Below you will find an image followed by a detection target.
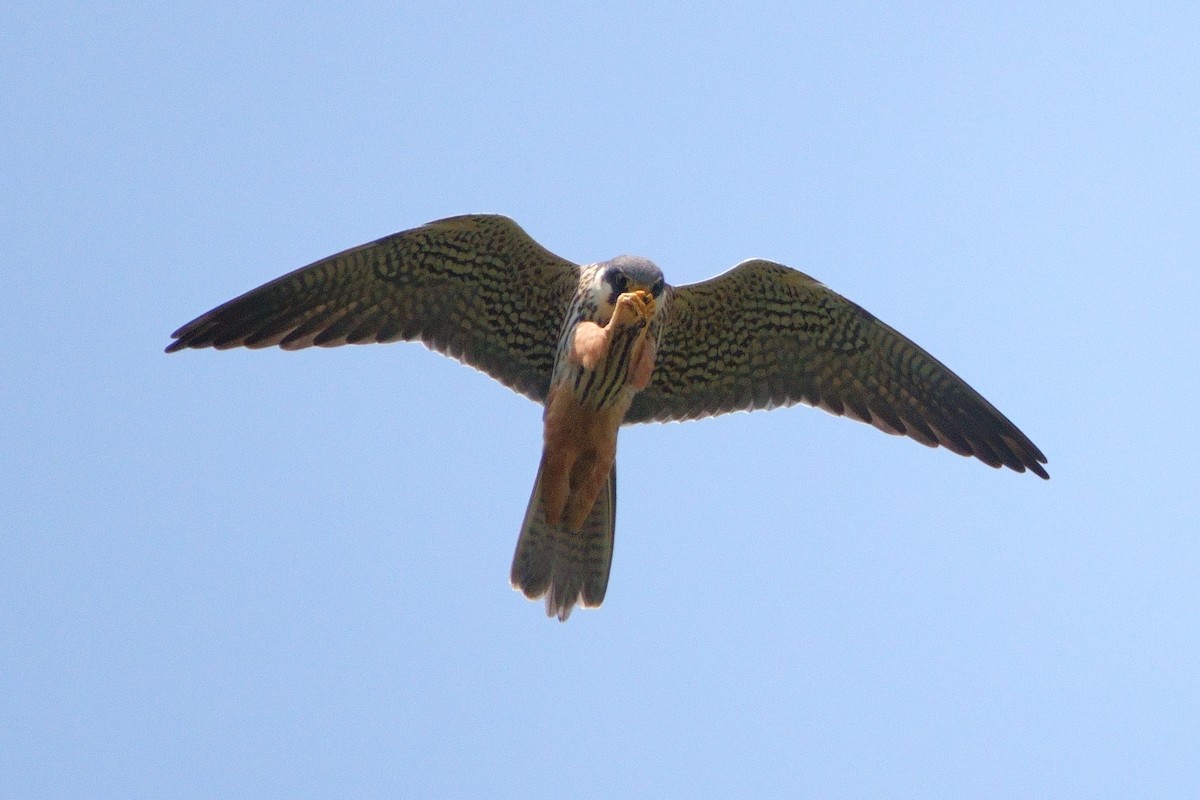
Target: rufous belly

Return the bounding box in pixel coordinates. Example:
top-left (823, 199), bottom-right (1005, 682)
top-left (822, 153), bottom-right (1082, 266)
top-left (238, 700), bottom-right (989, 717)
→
top-left (538, 384), bottom-right (624, 531)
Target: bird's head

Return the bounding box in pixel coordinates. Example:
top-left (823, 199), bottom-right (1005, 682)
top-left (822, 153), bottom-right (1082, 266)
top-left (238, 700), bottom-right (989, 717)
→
top-left (586, 255), bottom-right (666, 323)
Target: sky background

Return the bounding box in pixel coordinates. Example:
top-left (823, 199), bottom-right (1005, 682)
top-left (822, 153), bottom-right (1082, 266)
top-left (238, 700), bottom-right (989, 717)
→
top-left (3, 3), bottom-right (1198, 797)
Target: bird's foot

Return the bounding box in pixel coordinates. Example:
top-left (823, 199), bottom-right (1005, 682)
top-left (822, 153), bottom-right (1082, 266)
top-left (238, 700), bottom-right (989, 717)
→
top-left (612, 290), bottom-right (655, 328)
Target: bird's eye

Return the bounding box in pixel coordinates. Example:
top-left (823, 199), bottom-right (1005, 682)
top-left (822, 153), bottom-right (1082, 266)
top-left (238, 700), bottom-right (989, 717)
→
top-left (610, 272), bottom-right (628, 293)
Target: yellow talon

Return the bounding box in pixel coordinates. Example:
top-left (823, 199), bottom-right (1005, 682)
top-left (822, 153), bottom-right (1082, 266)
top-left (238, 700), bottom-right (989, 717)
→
top-left (610, 289), bottom-right (656, 329)
top-left (632, 289), bottom-right (655, 317)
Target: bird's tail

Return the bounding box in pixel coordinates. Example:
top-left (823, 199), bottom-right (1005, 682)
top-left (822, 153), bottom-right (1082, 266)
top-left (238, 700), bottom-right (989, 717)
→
top-left (510, 463), bottom-right (616, 621)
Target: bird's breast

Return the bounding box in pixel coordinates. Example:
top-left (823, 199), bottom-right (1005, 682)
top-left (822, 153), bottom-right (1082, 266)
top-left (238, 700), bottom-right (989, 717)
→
top-left (554, 318), bottom-right (654, 414)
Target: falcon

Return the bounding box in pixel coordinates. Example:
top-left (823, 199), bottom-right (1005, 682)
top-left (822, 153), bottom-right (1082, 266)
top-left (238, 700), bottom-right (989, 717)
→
top-left (167, 214), bottom-right (1048, 620)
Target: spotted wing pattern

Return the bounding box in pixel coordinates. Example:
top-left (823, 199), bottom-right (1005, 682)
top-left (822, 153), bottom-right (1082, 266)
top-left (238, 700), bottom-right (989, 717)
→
top-left (166, 214), bottom-right (581, 403)
top-left (626, 259), bottom-right (1048, 478)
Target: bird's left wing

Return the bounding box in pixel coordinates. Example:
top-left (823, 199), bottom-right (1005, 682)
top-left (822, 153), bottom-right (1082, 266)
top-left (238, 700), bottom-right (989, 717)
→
top-left (625, 259), bottom-right (1048, 478)
top-left (166, 214), bottom-right (580, 403)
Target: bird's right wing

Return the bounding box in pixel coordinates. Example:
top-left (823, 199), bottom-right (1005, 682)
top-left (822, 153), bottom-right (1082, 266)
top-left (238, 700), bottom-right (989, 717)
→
top-left (626, 259), bottom-right (1048, 478)
top-left (166, 214), bottom-right (581, 403)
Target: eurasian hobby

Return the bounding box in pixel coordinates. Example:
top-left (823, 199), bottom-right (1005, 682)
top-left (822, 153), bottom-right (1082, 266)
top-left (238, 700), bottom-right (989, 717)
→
top-left (167, 214), bottom-right (1048, 620)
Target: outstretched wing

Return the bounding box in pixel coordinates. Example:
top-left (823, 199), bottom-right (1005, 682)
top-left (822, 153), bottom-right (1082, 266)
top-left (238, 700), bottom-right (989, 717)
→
top-left (166, 214), bottom-right (580, 402)
top-left (626, 259), bottom-right (1048, 478)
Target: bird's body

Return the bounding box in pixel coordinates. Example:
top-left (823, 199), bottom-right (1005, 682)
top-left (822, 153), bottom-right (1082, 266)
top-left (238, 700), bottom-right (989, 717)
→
top-left (167, 214), bottom-right (1048, 620)
top-left (512, 259), bottom-right (665, 617)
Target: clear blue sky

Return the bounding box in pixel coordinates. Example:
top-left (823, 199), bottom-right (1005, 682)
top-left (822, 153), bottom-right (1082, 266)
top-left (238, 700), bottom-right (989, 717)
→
top-left (4, 3), bottom-right (1198, 797)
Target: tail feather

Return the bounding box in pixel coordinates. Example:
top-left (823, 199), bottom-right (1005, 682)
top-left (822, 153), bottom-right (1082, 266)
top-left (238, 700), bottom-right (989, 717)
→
top-left (510, 465), bottom-right (616, 621)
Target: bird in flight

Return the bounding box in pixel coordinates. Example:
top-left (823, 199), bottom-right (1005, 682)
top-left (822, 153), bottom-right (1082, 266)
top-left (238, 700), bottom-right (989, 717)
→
top-left (167, 214), bottom-right (1048, 620)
